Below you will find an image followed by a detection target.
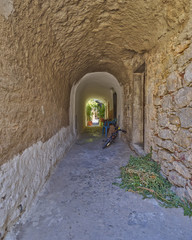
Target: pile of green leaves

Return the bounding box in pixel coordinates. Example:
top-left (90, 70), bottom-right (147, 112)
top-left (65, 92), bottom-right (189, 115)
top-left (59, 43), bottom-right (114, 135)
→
top-left (116, 153), bottom-right (192, 217)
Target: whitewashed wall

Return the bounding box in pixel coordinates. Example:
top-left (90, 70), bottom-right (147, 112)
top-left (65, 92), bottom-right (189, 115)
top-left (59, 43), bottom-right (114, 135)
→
top-left (0, 127), bottom-right (76, 238)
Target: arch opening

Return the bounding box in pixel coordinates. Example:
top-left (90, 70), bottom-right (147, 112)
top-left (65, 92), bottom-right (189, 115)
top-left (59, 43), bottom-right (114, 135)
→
top-left (85, 98), bottom-right (107, 127)
top-left (70, 72), bottom-right (124, 135)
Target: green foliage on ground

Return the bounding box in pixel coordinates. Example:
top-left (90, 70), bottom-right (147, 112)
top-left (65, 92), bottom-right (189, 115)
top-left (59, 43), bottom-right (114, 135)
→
top-left (115, 153), bottom-right (192, 217)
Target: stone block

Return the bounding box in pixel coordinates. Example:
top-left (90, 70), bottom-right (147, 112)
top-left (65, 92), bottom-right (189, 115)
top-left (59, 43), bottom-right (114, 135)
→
top-left (174, 129), bottom-right (192, 148)
top-left (161, 160), bottom-right (174, 171)
top-left (161, 166), bottom-right (170, 177)
top-left (158, 84), bottom-right (167, 97)
top-left (158, 128), bottom-right (173, 140)
top-left (174, 144), bottom-right (187, 153)
top-left (151, 142), bottom-right (160, 152)
top-left (153, 136), bottom-right (163, 146)
top-left (173, 161), bottom-right (191, 179)
top-left (167, 162), bottom-right (174, 171)
top-left (161, 160), bottom-right (169, 168)
top-left (162, 95), bottom-right (173, 111)
top-left (157, 112), bottom-right (169, 127)
top-left (186, 187), bottom-right (192, 201)
top-left (178, 108), bottom-right (192, 128)
top-left (166, 72), bottom-right (182, 93)
top-left (185, 152), bottom-right (192, 163)
top-left (0, 0), bottom-right (13, 19)
top-left (178, 44), bottom-right (192, 70)
top-left (158, 149), bottom-right (174, 162)
top-left (174, 87), bottom-right (192, 108)
top-left (187, 178), bottom-right (192, 190)
top-left (184, 62), bottom-right (192, 85)
top-left (155, 137), bottom-right (175, 152)
top-left (168, 171), bottom-right (187, 187)
top-left (174, 40), bottom-right (191, 54)
top-left (152, 151), bottom-right (159, 162)
top-left (175, 187), bottom-right (186, 199)
top-left (161, 140), bottom-right (175, 152)
top-left (183, 152), bottom-right (192, 168)
top-left (167, 124), bottom-right (178, 131)
top-left (168, 115), bottom-right (180, 125)
top-left (154, 97), bottom-right (162, 106)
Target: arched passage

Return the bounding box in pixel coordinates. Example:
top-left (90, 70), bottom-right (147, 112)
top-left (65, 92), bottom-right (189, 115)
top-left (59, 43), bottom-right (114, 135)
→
top-left (1, 1), bottom-right (192, 237)
top-left (70, 72), bottom-right (124, 134)
top-left (85, 98), bottom-right (107, 126)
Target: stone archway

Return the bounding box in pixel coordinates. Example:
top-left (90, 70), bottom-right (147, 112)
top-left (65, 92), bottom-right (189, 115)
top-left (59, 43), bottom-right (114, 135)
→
top-left (84, 97), bottom-right (107, 126)
top-left (70, 72), bottom-right (124, 135)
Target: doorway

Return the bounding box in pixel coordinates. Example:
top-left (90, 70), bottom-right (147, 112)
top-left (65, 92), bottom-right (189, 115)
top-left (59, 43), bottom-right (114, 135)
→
top-left (132, 64), bottom-right (145, 150)
top-left (113, 92), bottom-right (117, 119)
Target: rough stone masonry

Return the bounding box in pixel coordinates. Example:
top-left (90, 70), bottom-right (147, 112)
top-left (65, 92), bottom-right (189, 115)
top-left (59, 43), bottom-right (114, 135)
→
top-left (0, 0), bottom-right (192, 238)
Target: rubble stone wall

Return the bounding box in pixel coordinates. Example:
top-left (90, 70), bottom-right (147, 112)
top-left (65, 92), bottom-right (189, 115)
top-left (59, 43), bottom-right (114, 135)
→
top-left (145, 12), bottom-right (192, 201)
top-left (121, 1), bottom-right (192, 200)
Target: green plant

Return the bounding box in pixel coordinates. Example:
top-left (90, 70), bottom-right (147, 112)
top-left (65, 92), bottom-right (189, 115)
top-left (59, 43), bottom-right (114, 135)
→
top-left (98, 104), bottom-right (105, 118)
top-left (86, 104), bottom-right (92, 121)
top-left (114, 153), bottom-right (192, 217)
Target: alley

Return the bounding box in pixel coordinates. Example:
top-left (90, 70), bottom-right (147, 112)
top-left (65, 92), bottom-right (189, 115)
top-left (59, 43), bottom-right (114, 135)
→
top-left (8, 128), bottom-right (192, 240)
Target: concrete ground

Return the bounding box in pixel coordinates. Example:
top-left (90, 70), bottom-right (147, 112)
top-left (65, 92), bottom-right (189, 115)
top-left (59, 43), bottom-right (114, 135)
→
top-left (8, 127), bottom-right (192, 240)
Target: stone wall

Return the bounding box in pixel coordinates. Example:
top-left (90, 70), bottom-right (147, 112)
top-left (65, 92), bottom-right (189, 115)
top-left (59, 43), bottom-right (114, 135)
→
top-left (0, 127), bottom-right (75, 238)
top-left (121, 1), bottom-right (192, 200)
top-left (144, 10), bottom-right (192, 200)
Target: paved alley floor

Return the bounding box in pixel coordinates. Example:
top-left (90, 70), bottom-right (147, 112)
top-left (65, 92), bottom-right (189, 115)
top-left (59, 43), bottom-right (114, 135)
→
top-left (9, 127), bottom-right (192, 240)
